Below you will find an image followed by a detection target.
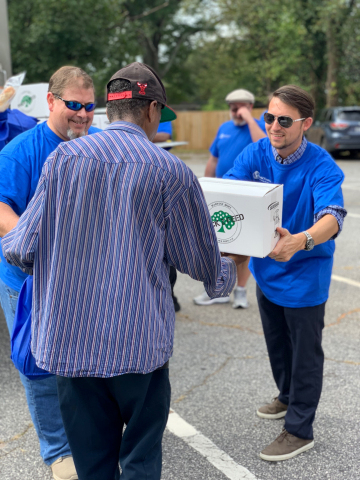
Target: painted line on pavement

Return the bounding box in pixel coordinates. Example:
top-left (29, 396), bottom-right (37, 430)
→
top-left (347, 212), bottom-right (360, 218)
top-left (331, 275), bottom-right (360, 288)
top-left (342, 185), bottom-right (360, 191)
top-left (167, 410), bottom-right (258, 480)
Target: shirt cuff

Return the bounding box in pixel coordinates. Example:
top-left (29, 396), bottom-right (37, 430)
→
top-left (205, 256), bottom-right (237, 299)
top-left (314, 205), bottom-right (347, 239)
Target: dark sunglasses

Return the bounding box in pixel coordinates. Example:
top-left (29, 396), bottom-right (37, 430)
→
top-left (264, 112), bottom-right (305, 128)
top-left (52, 93), bottom-right (96, 112)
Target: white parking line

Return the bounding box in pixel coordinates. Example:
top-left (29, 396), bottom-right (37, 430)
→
top-left (167, 410), bottom-right (258, 480)
top-left (331, 275), bottom-right (360, 288)
top-left (347, 212), bottom-right (360, 218)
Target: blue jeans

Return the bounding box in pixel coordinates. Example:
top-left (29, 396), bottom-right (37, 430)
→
top-left (0, 277), bottom-right (71, 465)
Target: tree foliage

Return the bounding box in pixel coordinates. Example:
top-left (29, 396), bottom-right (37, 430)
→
top-left (8, 0), bottom-right (213, 102)
top-left (187, 0), bottom-right (360, 109)
top-left (7, 0), bottom-right (360, 108)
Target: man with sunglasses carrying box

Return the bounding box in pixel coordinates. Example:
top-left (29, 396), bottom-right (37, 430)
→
top-left (224, 85), bottom-right (346, 461)
top-left (0, 66), bottom-right (100, 480)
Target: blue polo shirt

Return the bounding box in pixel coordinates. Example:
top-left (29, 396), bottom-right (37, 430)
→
top-left (157, 121), bottom-right (172, 136)
top-left (0, 109), bottom-right (38, 151)
top-left (0, 121), bottom-right (101, 291)
top-left (210, 119), bottom-right (266, 178)
top-left (224, 138), bottom-right (345, 308)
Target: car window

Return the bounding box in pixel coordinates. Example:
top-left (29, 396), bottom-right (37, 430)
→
top-left (318, 109), bottom-right (327, 122)
top-left (325, 110), bottom-right (334, 121)
top-left (337, 110), bottom-right (360, 121)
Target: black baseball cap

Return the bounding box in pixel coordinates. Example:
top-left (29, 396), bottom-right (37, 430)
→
top-left (107, 62), bottom-right (177, 123)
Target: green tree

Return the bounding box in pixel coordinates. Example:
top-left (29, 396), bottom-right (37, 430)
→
top-left (188, 0), bottom-right (360, 109)
top-left (8, 0), bottom-right (214, 103)
top-left (211, 210), bottom-right (235, 233)
top-left (8, 0), bottom-right (122, 92)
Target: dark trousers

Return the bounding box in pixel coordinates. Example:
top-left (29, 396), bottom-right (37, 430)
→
top-left (169, 266), bottom-right (177, 293)
top-left (256, 285), bottom-right (325, 440)
top-left (57, 368), bottom-right (171, 480)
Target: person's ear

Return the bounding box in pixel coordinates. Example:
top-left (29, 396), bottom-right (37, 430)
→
top-left (47, 92), bottom-right (55, 112)
top-left (148, 100), bottom-right (159, 123)
top-left (303, 117), bottom-right (313, 132)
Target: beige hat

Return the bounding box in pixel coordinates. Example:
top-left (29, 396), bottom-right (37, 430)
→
top-left (225, 89), bottom-right (255, 104)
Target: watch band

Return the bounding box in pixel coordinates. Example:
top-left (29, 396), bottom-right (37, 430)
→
top-left (303, 231), bottom-right (314, 251)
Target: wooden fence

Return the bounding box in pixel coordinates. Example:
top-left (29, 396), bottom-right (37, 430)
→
top-left (172, 108), bottom-right (264, 150)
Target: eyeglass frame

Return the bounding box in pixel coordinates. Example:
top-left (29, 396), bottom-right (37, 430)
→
top-left (52, 93), bottom-right (96, 112)
top-left (263, 112), bottom-right (306, 128)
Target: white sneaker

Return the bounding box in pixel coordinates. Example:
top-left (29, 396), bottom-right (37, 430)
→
top-left (232, 287), bottom-right (249, 309)
top-left (193, 290), bottom-right (230, 306)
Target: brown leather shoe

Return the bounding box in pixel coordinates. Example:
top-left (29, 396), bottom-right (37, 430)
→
top-left (257, 397), bottom-right (288, 419)
top-left (260, 429), bottom-right (314, 461)
top-left (51, 456), bottom-right (78, 480)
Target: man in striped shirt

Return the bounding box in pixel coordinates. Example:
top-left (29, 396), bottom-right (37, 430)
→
top-left (2, 62), bottom-right (244, 480)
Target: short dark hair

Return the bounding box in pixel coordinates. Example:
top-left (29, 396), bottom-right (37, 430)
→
top-left (106, 79), bottom-right (161, 123)
top-left (269, 85), bottom-right (315, 119)
top-left (48, 66), bottom-right (94, 96)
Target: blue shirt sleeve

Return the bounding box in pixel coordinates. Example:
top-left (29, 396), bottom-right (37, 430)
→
top-left (2, 166), bottom-right (48, 275)
top-left (209, 127), bottom-right (221, 157)
top-left (0, 142), bottom-right (32, 215)
top-left (0, 111), bottom-right (10, 149)
top-left (0, 109), bottom-right (38, 151)
top-left (157, 122), bottom-right (172, 136)
top-left (312, 165), bottom-right (345, 214)
top-left (314, 205), bottom-right (347, 239)
top-left (223, 147), bottom-right (254, 181)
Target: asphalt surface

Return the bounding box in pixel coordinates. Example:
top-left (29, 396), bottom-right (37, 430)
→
top-left (1, 152), bottom-right (360, 480)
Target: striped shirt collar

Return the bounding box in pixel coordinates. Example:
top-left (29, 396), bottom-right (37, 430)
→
top-left (105, 120), bottom-right (147, 138)
top-left (272, 136), bottom-right (308, 165)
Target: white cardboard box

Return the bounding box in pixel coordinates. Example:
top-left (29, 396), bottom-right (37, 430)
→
top-left (10, 83), bottom-right (50, 118)
top-left (199, 178), bottom-right (283, 258)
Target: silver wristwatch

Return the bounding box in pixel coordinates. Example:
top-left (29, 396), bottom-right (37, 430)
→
top-left (303, 231), bottom-right (315, 251)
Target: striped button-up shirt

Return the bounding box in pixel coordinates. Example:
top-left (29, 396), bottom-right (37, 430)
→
top-left (2, 122), bottom-right (236, 378)
top-left (272, 136), bottom-right (347, 238)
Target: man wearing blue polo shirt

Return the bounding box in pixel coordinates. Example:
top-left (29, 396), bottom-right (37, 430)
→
top-left (153, 120), bottom-right (172, 143)
top-left (224, 84), bottom-right (346, 461)
top-left (194, 89), bottom-right (266, 308)
top-left (0, 66), bottom-right (100, 480)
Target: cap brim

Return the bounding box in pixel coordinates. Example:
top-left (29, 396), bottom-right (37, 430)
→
top-left (161, 105), bottom-right (177, 123)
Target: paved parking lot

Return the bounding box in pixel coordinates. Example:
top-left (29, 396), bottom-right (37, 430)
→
top-left (1, 153), bottom-right (359, 479)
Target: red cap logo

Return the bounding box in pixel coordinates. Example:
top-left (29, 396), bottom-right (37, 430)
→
top-left (137, 82), bottom-right (148, 95)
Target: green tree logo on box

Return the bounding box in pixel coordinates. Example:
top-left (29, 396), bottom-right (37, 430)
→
top-left (208, 201), bottom-right (243, 245)
top-left (211, 211), bottom-right (235, 233)
top-left (18, 92), bottom-right (36, 112)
